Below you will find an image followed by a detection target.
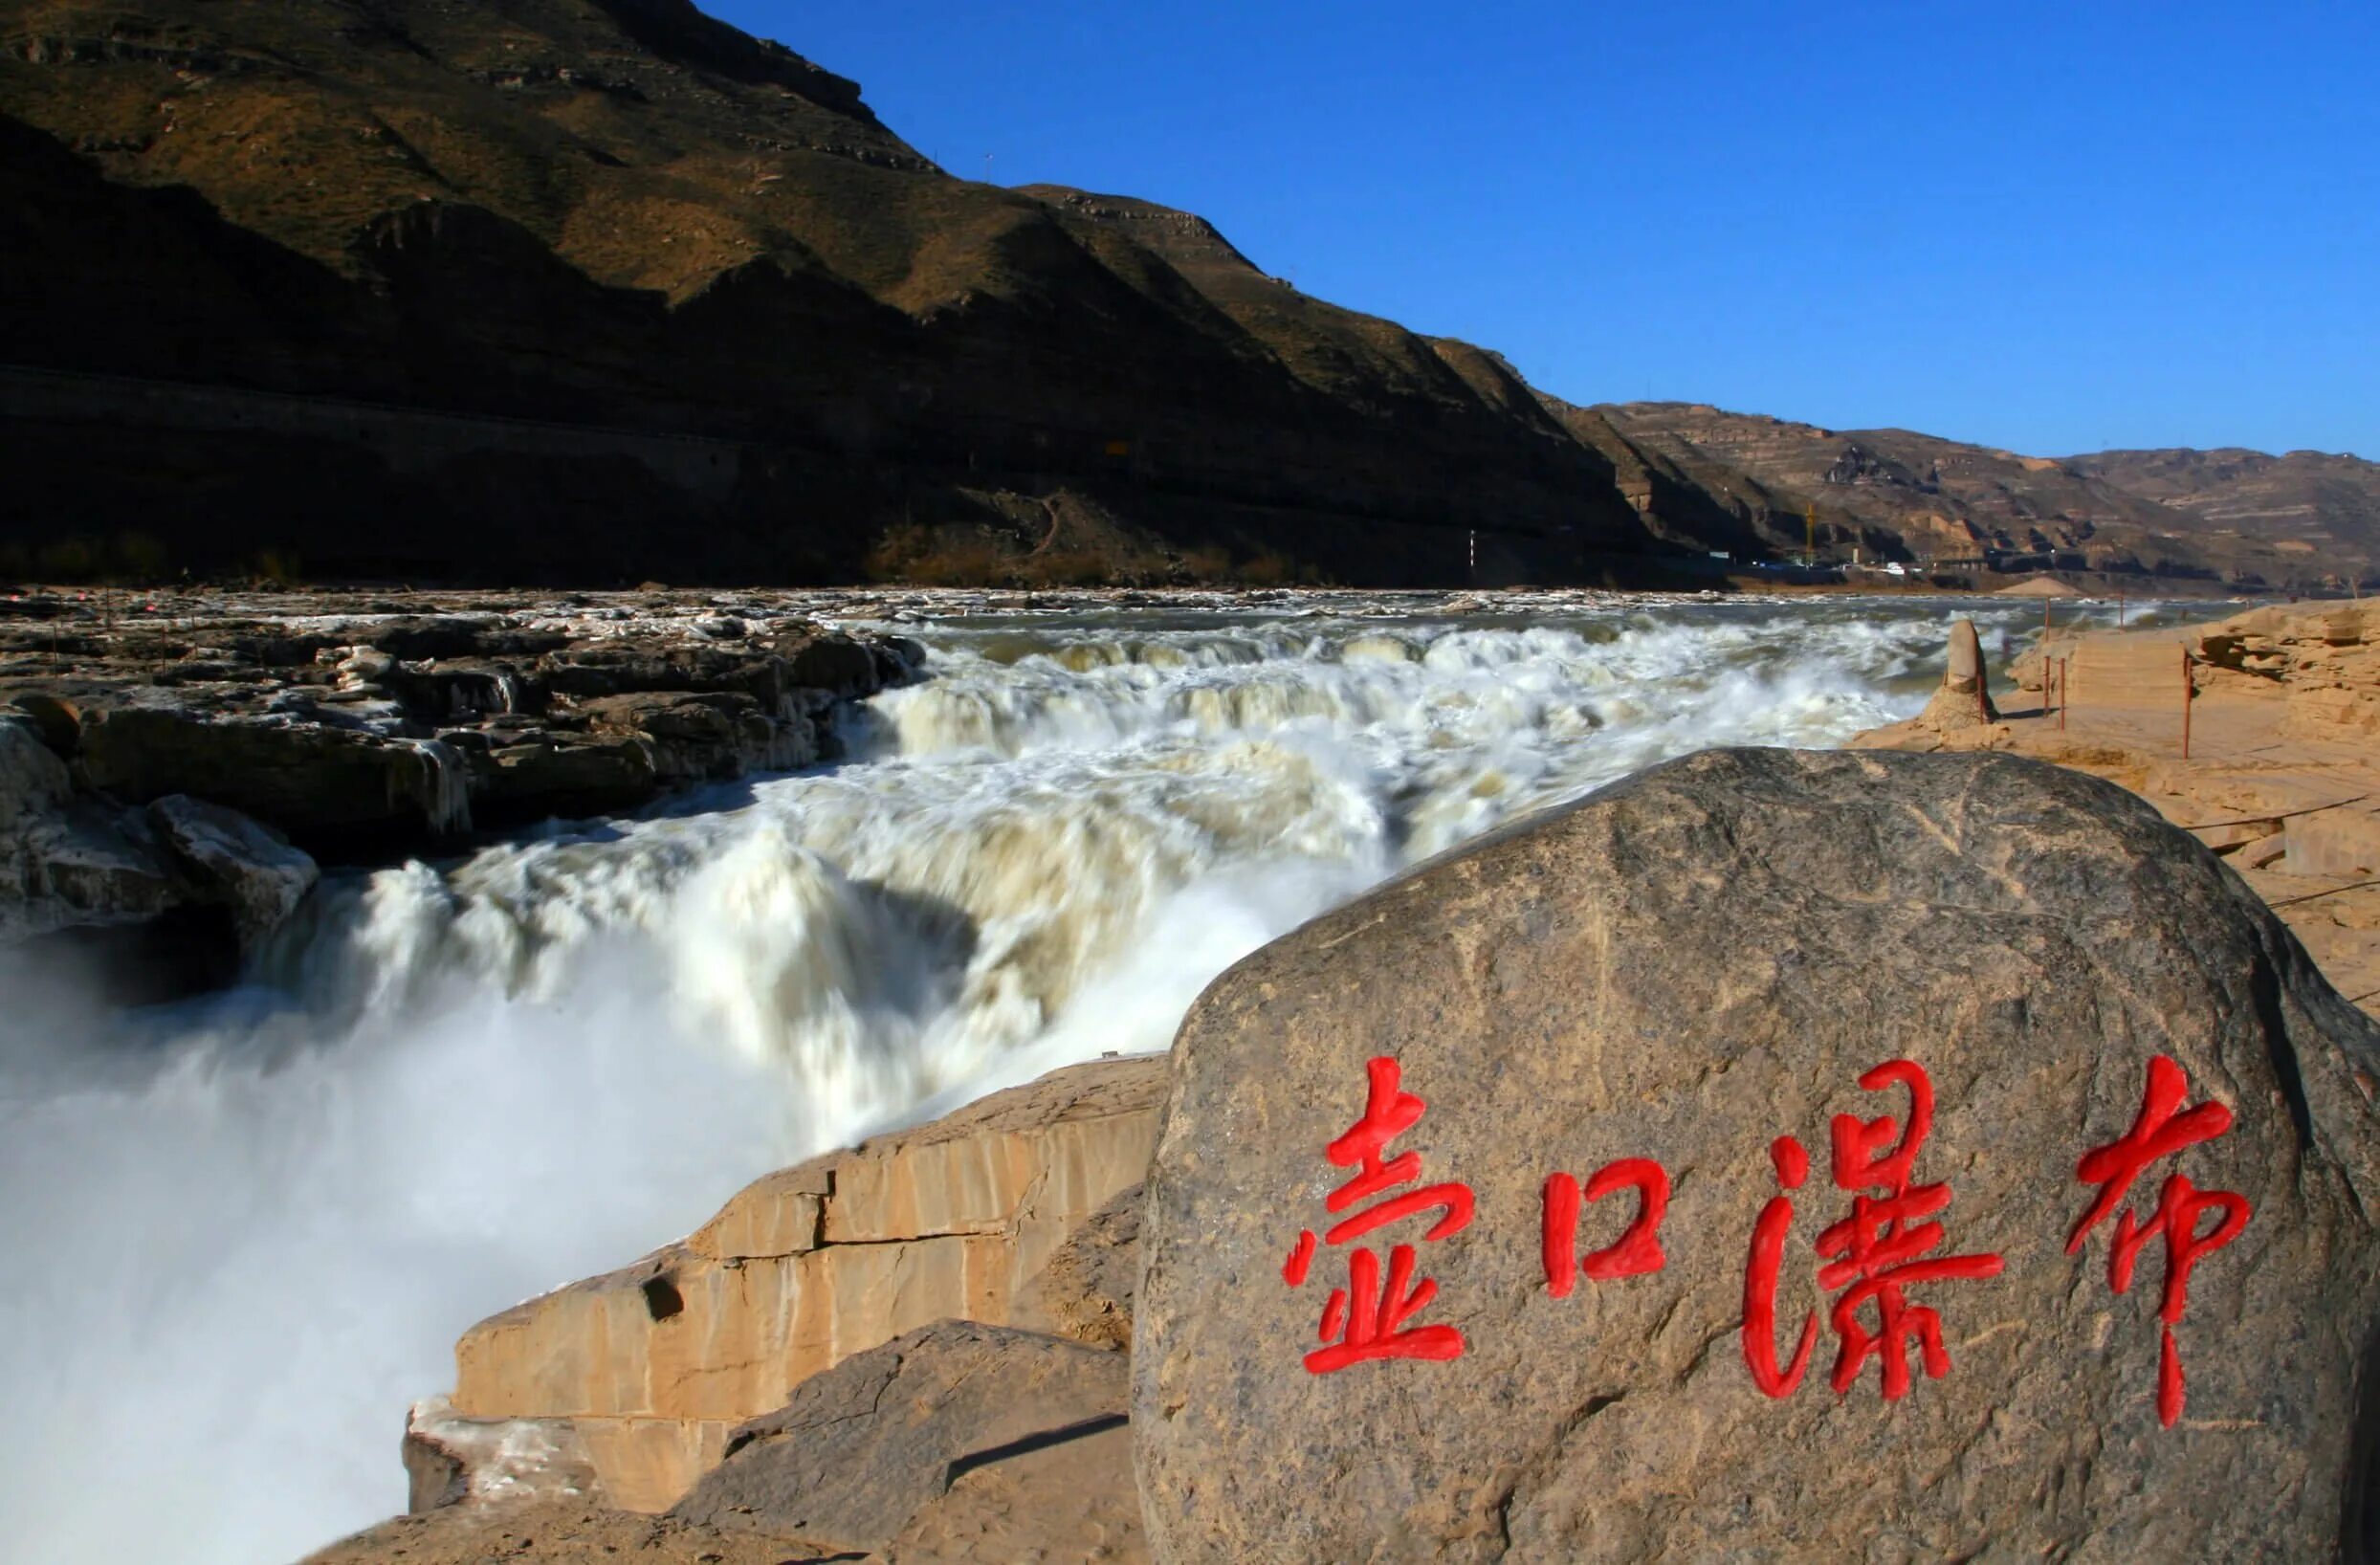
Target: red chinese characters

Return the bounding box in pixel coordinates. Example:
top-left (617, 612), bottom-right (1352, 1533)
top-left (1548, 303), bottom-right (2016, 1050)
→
top-left (1283, 1055), bottom-right (1475, 1374)
top-left (2066, 1054), bottom-right (2252, 1427)
top-left (1542, 1157), bottom-right (1671, 1296)
top-left (1742, 1059), bottom-right (2005, 1400)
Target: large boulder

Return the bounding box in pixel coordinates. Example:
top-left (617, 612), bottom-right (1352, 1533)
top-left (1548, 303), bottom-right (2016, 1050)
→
top-left (322, 1326), bottom-right (1144, 1565)
top-left (76, 706), bottom-right (469, 849)
top-left (1135, 746), bottom-right (2380, 1563)
top-left (672, 1321), bottom-right (1139, 1558)
top-left (146, 793), bottom-right (318, 949)
top-left (1032, 1182), bottom-right (1143, 1351)
top-left (1, 714), bottom-right (181, 941)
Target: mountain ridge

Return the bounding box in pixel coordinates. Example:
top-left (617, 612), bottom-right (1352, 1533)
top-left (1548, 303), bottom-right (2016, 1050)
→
top-left (1575, 400), bottom-right (2378, 589)
top-left (0, 0), bottom-right (2369, 591)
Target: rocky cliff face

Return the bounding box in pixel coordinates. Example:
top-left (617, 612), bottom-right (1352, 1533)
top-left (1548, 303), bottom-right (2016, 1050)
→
top-left (0, 587), bottom-right (921, 986)
top-left (419, 1053), bottom-right (1164, 1512)
top-left (0, 0), bottom-right (1646, 587)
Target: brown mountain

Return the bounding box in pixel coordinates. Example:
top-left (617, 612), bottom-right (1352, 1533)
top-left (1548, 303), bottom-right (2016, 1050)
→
top-left (1, 1), bottom-right (2367, 592)
top-left (0, 0), bottom-right (1651, 586)
top-left (1575, 402), bottom-right (2376, 590)
top-left (2064, 449), bottom-right (2380, 582)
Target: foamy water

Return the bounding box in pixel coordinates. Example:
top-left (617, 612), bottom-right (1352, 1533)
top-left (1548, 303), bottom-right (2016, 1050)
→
top-left (0, 593), bottom-right (2146, 1560)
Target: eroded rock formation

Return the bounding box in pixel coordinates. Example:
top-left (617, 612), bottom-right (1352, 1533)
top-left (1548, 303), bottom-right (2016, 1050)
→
top-left (424, 1053), bottom-right (1164, 1511)
top-left (0, 589), bottom-right (920, 975)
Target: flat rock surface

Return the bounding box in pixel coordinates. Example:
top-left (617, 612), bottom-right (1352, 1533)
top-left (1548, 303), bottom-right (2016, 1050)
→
top-left (299, 1500), bottom-right (829, 1565)
top-left (674, 1321), bottom-right (1136, 1557)
top-left (0, 587), bottom-right (921, 847)
top-left (1135, 746), bottom-right (2380, 1564)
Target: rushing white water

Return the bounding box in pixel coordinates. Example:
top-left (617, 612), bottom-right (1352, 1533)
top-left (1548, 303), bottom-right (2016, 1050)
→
top-left (0, 594), bottom-right (2153, 1561)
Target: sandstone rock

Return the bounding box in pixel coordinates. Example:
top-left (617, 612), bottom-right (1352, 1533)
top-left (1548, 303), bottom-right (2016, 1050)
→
top-left (1915, 615), bottom-right (1998, 728)
top-left (401, 1395), bottom-right (607, 1513)
top-left (146, 793), bottom-right (319, 948)
top-left (301, 1500), bottom-right (790, 1565)
top-left (675, 1321), bottom-right (1135, 1556)
top-left (324, 1330), bottom-right (1143, 1565)
top-left (442, 1055), bottom-right (1163, 1511)
top-left (1032, 1182), bottom-right (1142, 1351)
top-left (871, 1418), bottom-right (1141, 1564)
top-left (1135, 746), bottom-right (2380, 1564)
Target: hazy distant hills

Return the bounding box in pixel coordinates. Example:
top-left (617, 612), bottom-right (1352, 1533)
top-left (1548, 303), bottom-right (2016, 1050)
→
top-left (1574, 403), bottom-right (2376, 589)
top-left (0, 0), bottom-right (2369, 589)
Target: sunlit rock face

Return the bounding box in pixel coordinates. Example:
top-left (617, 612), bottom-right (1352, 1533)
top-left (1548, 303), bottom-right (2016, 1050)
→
top-left (435, 1056), bottom-right (1164, 1512)
top-left (1135, 746), bottom-right (2380, 1564)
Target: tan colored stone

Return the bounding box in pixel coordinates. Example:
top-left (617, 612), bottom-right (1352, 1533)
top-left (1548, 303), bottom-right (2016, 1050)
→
top-left (572, 1418), bottom-right (731, 1516)
top-left (683, 1161), bottom-right (827, 1260)
top-left (442, 1055), bottom-right (1163, 1511)
top-left (1858, 603), bottom-right (2380, 1024)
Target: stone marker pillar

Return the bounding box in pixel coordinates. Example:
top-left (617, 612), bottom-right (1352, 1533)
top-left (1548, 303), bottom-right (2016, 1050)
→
top-left (1916, 616), bottom-right (1997, 728)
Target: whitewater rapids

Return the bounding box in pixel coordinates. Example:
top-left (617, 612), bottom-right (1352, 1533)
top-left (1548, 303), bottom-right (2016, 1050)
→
top-left (0, 594), bottom-right (2141, 1561)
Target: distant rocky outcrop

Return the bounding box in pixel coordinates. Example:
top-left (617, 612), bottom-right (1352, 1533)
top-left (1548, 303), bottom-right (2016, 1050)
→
top-left (1858, 604), bottom-right (2380, 1018)
top-left (1135, 746), bottom-right (2380, 1562)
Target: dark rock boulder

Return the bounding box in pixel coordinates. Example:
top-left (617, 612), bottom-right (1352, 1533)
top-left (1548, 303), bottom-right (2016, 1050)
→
top-left (1135, 747), bottom-right (2380, 1563)
top-left (1, 714), bottom-right (181, 938)
top-left (673, 1321), bottom-right (1140, 1559)
top-left (477, 734), bottom-right (659, 819)
top-left (77, 706), bottom-right (468, 850)
top-left (575, 690), bottom-right (805, 781)
top-left (146, 793), bottom-right (318, 949)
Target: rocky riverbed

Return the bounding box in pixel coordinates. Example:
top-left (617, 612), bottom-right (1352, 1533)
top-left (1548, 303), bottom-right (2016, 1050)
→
top-left (20, 585), bottom-right (2343, 1562)
top-left (2, 585), bottom-right (926, 989)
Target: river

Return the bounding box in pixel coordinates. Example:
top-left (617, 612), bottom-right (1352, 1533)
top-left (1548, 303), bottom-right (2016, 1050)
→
top-left (0, 590), bottom-right (2172, 1560)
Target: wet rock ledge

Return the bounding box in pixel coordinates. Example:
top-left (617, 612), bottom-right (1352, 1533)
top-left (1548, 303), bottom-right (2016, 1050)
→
top-left (0, 587), bottom-right (920, 983)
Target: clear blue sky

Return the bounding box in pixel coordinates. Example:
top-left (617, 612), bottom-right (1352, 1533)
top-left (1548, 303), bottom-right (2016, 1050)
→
top-left (710, 1), bottom-right (2377, 458)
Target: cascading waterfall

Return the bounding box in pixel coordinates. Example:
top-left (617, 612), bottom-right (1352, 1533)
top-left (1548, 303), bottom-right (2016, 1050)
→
top-left (0, 594), bottom-right (2147, 1563)
top-left (394, 736), bottom-right (474, 836)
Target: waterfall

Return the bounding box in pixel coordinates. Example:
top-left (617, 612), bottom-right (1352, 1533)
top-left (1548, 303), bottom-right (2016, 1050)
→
top-left (395, 737), bottom-right (474, 836)
top-left (0, 593), bottom-right (2086, 1564)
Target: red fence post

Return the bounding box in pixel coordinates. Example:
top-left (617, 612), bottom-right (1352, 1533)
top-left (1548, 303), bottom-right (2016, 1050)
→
top-left (2181, 648), bottom-right (2193, 760)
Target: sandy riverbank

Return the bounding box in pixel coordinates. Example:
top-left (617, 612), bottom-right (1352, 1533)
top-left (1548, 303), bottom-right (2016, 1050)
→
top-left (1854, 601), bottom-right (2380, 1017)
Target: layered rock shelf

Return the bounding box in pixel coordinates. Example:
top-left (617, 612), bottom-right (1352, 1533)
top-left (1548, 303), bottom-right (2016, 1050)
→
top-left (413, 1055), bottom-right (1164, 1514)
top-left (0, 586), bottom-right (921, 981)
